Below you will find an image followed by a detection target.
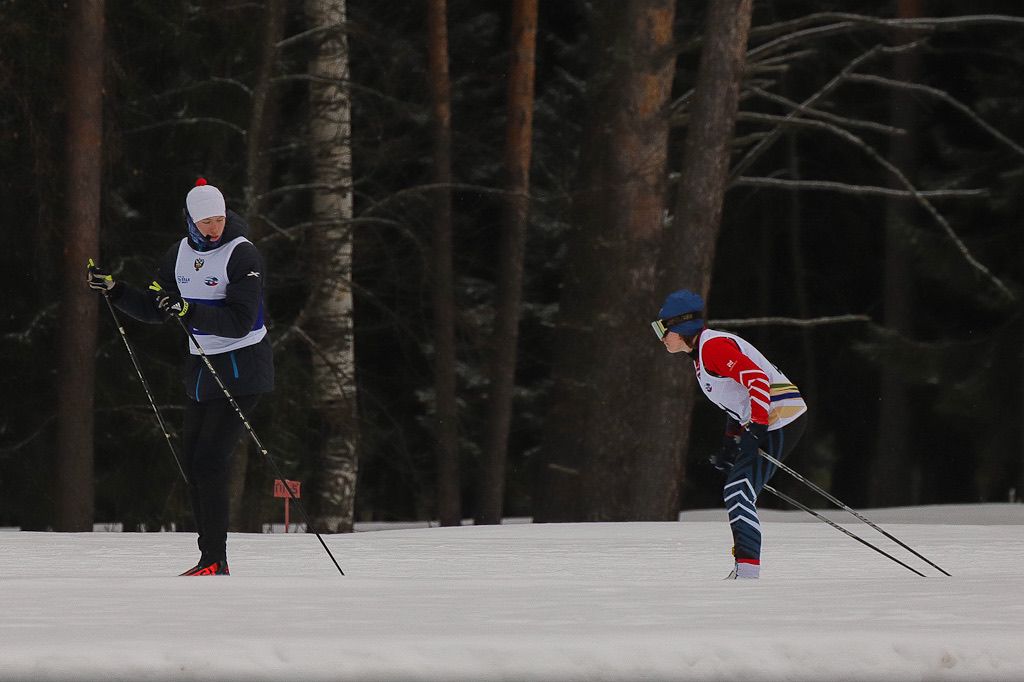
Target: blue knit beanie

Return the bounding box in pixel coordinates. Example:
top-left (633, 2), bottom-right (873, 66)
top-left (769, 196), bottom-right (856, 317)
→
top-left (658, 289), bottom-right (705, 336)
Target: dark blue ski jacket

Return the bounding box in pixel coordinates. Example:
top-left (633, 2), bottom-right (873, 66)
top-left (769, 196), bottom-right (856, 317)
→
top-left (109, 210), bottom-right (274, 402)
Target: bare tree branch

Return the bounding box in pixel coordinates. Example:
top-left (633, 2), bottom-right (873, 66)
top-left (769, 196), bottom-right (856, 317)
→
top-left (290, 326), bottom-right (354, 401)
top-left (730, 131), bottom-right (771, 147)
top-left (845, 73), bottom-right (1024, 158)
top-left (744, 86), bottom-right (907, 136)
top-left (124, 117), bottom-right (247, 137)
top-left (737, 98), bottom-right (1013, 299)
top-left (247, 214), bottom-right (296, 243)
top-left (0, 414), bottom-right (54, 455)
top-left (749, 49), bottom-right (818, 68)
top-left (680, 13), bottom-right (1024, 99)
top-left (750, 12), bottom-right (1024, 41)
top-left (96, 405), bottom-right (184, 415)
top-left (254, 216), bottom-right (413, 250)
top-left (748, 21), bottom-right (865, 60)
top-left (358, 182), bottom-right (518, 218)
top-left (254, 182), bottom-right (350, 202)
top-left (728, 44), bottom-right (899, 181)
top-left (130, 77), bottom-right (253, 102)
top-left (270, 73), bottom-right (350, 87)
top-left (711, 314), bottom-right (873, 328)
top-left (2, 305), bottom-right (57, 343)
top-left (257, 218), bottom-right (348, 243)
top-left (736, 109), bottom-right (902, 136)
top-left (733, 176), bottom-right (989, 199)
top-left (748, 13), bottom-right (1024, 59)
top-left (276, 22), bottom-right (348, 50)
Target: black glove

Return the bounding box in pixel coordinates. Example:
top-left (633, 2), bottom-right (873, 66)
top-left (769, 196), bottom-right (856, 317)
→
top-left (739, 422), bottom-right (768, 459)
top-left (709, 434), bottom-right (742, 471)
top-left (148, 281), bottom-right (191, 321)
top-left (86, 259), bottom-right (118, 294)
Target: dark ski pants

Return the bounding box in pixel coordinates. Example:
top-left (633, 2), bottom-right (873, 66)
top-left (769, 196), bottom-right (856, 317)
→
top-left (181, 394), bottom-right (258, 564)
top-left (723, 415), bottom-right (807, 563)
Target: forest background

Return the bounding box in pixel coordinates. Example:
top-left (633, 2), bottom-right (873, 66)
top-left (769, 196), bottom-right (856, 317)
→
top-left (3, 0), bottom-right (1024, 533)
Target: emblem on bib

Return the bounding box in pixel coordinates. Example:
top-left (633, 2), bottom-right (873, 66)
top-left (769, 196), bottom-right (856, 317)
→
top-left (194, 258), bottom-right (205, 271)
top-left (204, 276), bottom-right (220, 286)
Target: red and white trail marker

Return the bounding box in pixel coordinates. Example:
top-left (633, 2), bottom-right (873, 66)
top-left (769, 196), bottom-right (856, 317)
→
top-left (273, 479), bottom-right (301, 532)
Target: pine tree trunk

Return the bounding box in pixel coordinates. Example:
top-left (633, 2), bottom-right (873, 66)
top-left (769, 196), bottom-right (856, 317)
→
top-left (871, 0), bottom-right (922, 507)
top-left (536, 0), bottom-right (676, 522)
top-left (55, 0), bottom-right (104, 532)
top-left (784, 121), bottom-right (818, 443)
top-left (427, 0), bottom-right (461, 527)
top-left (245, 0), bottom-right (287, 236)
top-left (650, 0), bottom-right (754, 516)
top-left (303, 0), bottom-right (358, 533)
top-left (231, 0), bottom-right (287, 533)
top-left (476, 0), bottom-right (538, 526)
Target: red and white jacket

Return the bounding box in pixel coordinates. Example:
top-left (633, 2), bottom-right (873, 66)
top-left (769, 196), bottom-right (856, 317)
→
top-left (693, 329), bottom-right (806, 431)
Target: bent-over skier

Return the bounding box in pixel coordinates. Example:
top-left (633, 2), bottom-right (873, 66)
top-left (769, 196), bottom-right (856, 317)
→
top-left (88, 179), bottom-right (274, 576)
top-left (652, 289), bottom-right (807, 579)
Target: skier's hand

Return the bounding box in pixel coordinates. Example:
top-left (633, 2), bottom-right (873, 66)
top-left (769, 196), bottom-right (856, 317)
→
top-left (739, 422), bottom-right (768, 459)
top-left (709, 434), bottom-right (741, 471)
top-left (149, 281), bottom-right (191, 321)
top-left (86, 259), bottom-right (118, 293)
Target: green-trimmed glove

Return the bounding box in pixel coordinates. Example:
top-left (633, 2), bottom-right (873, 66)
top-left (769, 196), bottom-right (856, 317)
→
top-left (148, 281), bottom-right (191, 321)
top-left (86, 259), bottom-right (118, 293)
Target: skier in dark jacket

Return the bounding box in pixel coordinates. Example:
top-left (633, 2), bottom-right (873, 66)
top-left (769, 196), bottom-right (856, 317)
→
top-left (88, 179), bottom-right (273, 576)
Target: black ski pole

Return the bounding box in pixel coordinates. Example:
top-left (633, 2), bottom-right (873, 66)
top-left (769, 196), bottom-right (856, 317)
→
top-left (94, 266), bottom-right (189, 485)
top-left (759, 449), bottom-right (950, 576)
top-left (164, 302), bottom-right (345, 577)
top-left (763, 483), bottom-right (926, 577)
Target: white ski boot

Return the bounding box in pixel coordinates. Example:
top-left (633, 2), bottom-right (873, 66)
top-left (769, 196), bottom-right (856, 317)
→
top-left (724, 561), bottom-right (760, 580)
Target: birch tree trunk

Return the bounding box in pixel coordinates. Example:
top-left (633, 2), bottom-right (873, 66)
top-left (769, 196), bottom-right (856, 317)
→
top-left (426, 0), bottom-right (461, 527)
top-left (55, 0), bottom-right (104, 532)
top-left (476, 0), bottom-right (538, 526)
top-left (303, 0), bottom-right (358, 533)
top-left (536, 0), bottom-right (676, 521)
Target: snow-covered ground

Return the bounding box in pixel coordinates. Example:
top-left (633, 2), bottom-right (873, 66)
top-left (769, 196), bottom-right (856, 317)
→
top-left (2, 504), bottom-right (1023, 681)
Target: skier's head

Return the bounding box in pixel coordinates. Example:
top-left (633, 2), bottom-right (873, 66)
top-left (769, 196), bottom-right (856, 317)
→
top-left (652, 289), bottom-right (705, 341)
top-left (185, 178), bottom-right (226, 247)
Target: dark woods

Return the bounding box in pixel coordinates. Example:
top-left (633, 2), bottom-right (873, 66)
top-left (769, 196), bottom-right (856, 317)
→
top-left (2, 0), bottom-right (1023, 531)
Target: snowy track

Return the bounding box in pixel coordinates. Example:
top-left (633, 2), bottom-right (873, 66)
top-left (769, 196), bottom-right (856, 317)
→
top-left (2, 505), bottom-right (1023, 681)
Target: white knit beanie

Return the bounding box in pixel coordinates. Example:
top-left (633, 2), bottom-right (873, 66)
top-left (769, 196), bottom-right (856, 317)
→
top-left (185, 179), bottom-right (226, 221)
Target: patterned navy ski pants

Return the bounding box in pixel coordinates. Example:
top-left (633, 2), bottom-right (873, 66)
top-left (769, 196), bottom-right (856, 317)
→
top-left (724, 415), bottom-right (807, 562)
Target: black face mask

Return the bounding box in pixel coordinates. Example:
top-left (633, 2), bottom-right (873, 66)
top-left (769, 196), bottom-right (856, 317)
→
top-left (184, 209), bottom-right (215, 252)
